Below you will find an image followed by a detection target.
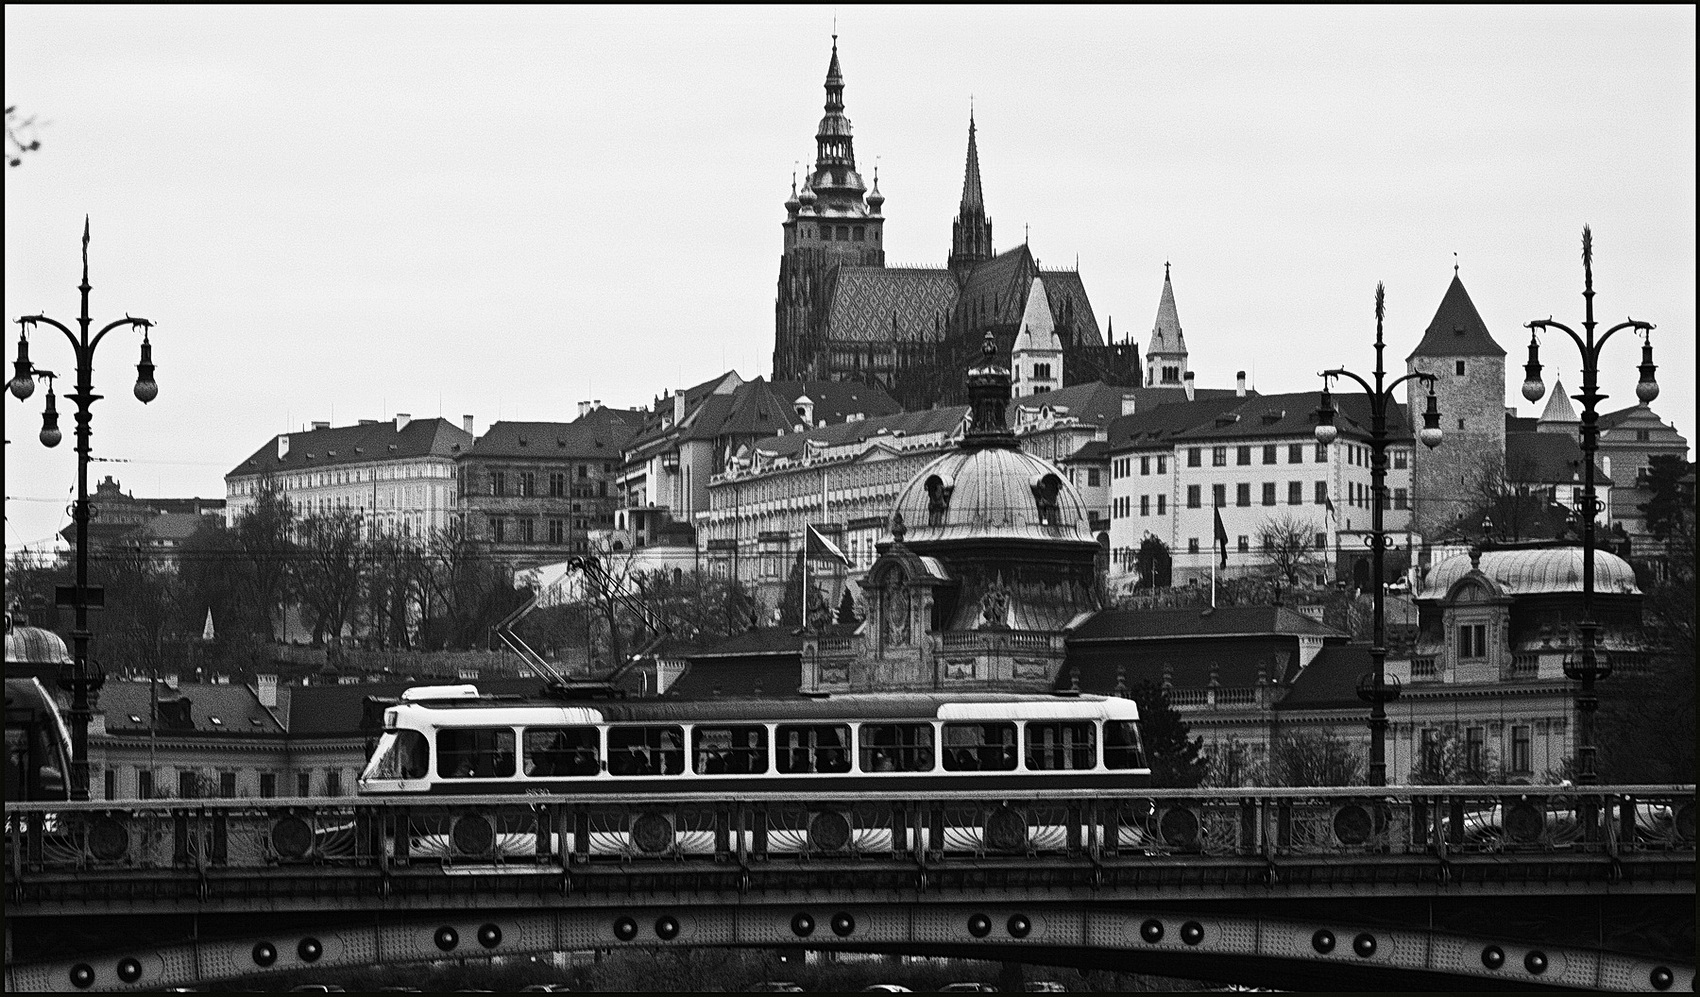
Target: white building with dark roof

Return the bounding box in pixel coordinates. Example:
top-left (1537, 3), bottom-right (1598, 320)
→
top-left (224, 414), bottom-right (473, 537)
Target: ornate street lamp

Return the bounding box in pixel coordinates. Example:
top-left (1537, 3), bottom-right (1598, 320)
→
top-left (1315, 283), bottom-right (1442, 787)
top-left (1519, 225), bottom-right (1656, 786)
top-left (8, 218), bottom-right (157, 801)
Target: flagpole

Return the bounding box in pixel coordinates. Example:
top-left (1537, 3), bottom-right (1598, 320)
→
top-left (1210, 537), bottom-right (1217, 608)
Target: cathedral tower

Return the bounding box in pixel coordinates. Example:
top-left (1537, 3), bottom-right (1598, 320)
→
top-left (1144, 263), bottom-right (1189, 387)
top-left (949, 113), bottom-right (994, 285)
top-left (774, 37), bottom-right (885, 382)
top-left (1406, 272), bottom-right (1506, 537)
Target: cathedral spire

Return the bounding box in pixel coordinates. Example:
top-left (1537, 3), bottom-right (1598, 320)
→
top-left (1145, 264), bottom-right (1189, 387)
top-left (950, 111), bottom-right (993, 283)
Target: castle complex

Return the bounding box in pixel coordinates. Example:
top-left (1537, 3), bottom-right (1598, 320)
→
top-left (772, 39), bottom-right (1141, 411)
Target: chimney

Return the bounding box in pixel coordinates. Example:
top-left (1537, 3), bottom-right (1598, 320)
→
top-left (1236, 371), bottom-right (1247, 397)
top-left (395, 413), bottom-right (411, 433)
top-left (1120, 392), bottom-right (1137, 416)
top-left (593, 399), bottom-right (601, 409)
top-left (277, 434), bottom-right (290, 459)
top-left (578, 400), bottom-right (591, 419)
top-left (673, 390), bottom-right (686, 426)
top-left (462, 414), bottom-right (474, 435)
top-left (1183, 372), bottom-right (1196, 402)
top-left (1601, 456), bottom-right (1611, 479)
top-left (255, 673), bottom-right (278, 708)
top-left (311, 421), bottom-right (330, 431)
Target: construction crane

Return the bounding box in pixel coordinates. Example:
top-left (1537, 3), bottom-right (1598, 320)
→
top-left (492, 555), bottom-right (673, 699)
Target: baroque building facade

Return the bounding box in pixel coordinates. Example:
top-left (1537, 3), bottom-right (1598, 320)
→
top-left (771, 39), bottom-right (1140, 411)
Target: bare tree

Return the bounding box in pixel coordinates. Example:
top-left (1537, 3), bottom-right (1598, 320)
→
top-left (234, 475), bottom-right (295, 641)
top-left (1258, 512), bottom-right (1325, 587)
top-left (292, 510), bottom-right (365, 651)
top-left (1270, 730), bottom-right (1365, 787)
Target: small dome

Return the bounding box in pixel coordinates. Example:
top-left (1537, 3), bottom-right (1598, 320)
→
top-left (1420, 545), bottom-right (1640, 599)
top-left (5, 620), bottom-right (72, 668)
top-left (798, 177), bottom-right (818, 206)
top-left (891, 446), bottom-right (1094, 545)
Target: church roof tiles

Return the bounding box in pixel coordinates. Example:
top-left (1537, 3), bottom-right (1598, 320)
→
top-left (823, 267), bottom-right (960, 343)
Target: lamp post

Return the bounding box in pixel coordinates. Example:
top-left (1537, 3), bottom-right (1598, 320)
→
top-left (1314, 283), bottom-right (1443, 787)
top-left (1518, 225), bottom-right (1657, 786)
top-left (9, 218), bottom-right (157, 801)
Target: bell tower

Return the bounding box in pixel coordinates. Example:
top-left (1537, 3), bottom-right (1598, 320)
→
top-left (774, 36), bottom-right (885, 382)
top-left (949, 113), bottom-right (993, 285)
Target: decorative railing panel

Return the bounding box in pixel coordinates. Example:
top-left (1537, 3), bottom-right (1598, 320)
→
top-left (5, 788), bottom-right (1692, 881)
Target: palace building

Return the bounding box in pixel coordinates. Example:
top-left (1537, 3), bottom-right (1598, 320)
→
top-left (772, 38), bottom-right (1141, 411)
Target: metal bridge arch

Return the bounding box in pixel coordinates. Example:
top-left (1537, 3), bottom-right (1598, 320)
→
top-left (8, 903), bottom-right (1695, 993)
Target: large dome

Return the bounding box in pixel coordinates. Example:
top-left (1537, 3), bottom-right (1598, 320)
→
top-left (891, 446), bottom-right (1095, 546)
top-left (5, 620), bottom-right (71, 667)
top-left (1420, 545), bottom-right (1639, 599)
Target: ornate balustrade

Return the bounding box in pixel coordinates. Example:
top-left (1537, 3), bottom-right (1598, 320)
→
top-left (5, 787), bottom-right (1691, 881)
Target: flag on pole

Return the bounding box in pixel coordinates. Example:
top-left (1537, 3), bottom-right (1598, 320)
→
top-left (1213, 506), bottom-right (1229, 569)
top-left (1325, 496), bottom-right (1337, 521)
top-left (806, 524), bottom-right (852, 567)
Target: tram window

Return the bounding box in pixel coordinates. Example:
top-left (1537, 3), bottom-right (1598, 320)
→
top-left (436, 727), bottom-right (517, 779)
top-left (1025, 721), bottom-right (1096, 770)
top-left (858, 723), bottom-right (935, 772)
top-left (523, 726), bottom-right (600, 777)
top-left (1104, 721), bottom-right (1147, 770)
top-left (693, 725), bottom-right (768, 775)
top-left (372, 729), bottom-right (430, 779)
top-left (608, 725), bottom-right (685, 776)
top-left (942, 722), bottom-right (1017, 771)
top-left (775, 724), bottom-right (851, 774)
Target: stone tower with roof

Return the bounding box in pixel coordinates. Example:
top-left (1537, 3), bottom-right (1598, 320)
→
top-left (1010, 276), bottom-right (1062, 396)
top-left (1406, 272), bottom-right (1506, 537)
top-left (1144, 264), bottom-right (1189, 388)
top-left (773, 36), bottom-right (887, 384)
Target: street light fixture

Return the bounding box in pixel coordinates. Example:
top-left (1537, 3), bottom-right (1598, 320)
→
top-left (8, 218), bottom-right (156, 801)
top-left (1314, 282), bottom-right (1442, 787)
top-left (1519, 225), bottom-right (1655, 787)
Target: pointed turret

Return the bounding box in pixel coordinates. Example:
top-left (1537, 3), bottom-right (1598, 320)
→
top-left (1407, 273), bottom-right (1505, 360)
top-left (1537, 378), bottom-right (1580, 432)
top-left (1012, 276), bottom-right (1063, 396)
top-left (1144, 263), bottom-right (1189, 387)
top-left (809, 34), bottom-right (869, 207)
top-left (950, 112), bottom-right (994, 284)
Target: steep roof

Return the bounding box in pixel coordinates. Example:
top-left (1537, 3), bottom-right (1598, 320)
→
top-left (1010, 380), bottom-right (1136, 428)
top-left (1063, 440), bottom-right (1111, 464)
top-left (1104, 395), bottom-right (1248, 453)
top-left (1011, 277), bottom-right (1060, 354)
top-left (1146, 266), bottom-right (1185, 357)
top-left (574, 406), bottom-right (646, 429)
top-left (823, 267), bottom-right (960, 344)
top-left (1275, 644), bottom-right (1372, 710)
top-left (468, 420), bottom-right (637, 459)
top-left (1536, 379), bottom-right (1580, 427)
top-left (770, 380), bottom-right (902, 425)
top-left (228, 418), bottom-right (472, 479)
top-left (1069, 604), bottom-right (1344, 643)
top-left (1407, 274), bottom-right (1505, 359)
top-left (1506, 431), bottom-right (1613, 485)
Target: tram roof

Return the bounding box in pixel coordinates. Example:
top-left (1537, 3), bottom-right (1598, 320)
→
top-left (397, 691), bottom-right (1134, 723)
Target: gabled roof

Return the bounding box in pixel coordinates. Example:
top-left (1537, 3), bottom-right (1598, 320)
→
top-left (628, 371), bottom-right (743, 450)
top-left (1506, 431), bottom-right (1613, 485)
top-left (823, 267), bottom-right (960, 344)
top-left (1146, 267), bottom-right (1185, 357)
top-left (1010, 380), bottom-right (1134, 428)
top-left (1407, 274), bottom-right (1505, 359)
top-left (770, 380), bottom-right (902, 426)
top-left (1069, 605), bottom-right (1345, 643)
top-left (468, 420), bottom-right (637, 459)
top-left (228, 418), bottom-right (473, 478)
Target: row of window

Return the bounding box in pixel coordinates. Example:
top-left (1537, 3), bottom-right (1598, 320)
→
top-left (486, 516), bottom-right (608, 544)
top-left (802, 224), bottom-right (874, 243)
top-left (1419, 724), bottom-right (1533, 775)
top-left (1112, 455), bottom-right (1168, 479)
top-left (112, 768), bottom-right (343, 800)
top-left (380, 719), bottom-right (1146, 781)
top-left (480, 467), bottom-right (611, 498)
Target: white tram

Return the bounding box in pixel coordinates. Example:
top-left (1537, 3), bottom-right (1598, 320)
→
top-left (359, 686), bottom-right (1149, 796)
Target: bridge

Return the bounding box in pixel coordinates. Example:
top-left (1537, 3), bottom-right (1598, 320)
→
top-left (6, 786), bottom-right (1694, 992)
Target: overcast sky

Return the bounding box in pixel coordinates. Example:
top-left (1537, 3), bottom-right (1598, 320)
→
top-left (5, 5), bottom-right (1694, 554)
